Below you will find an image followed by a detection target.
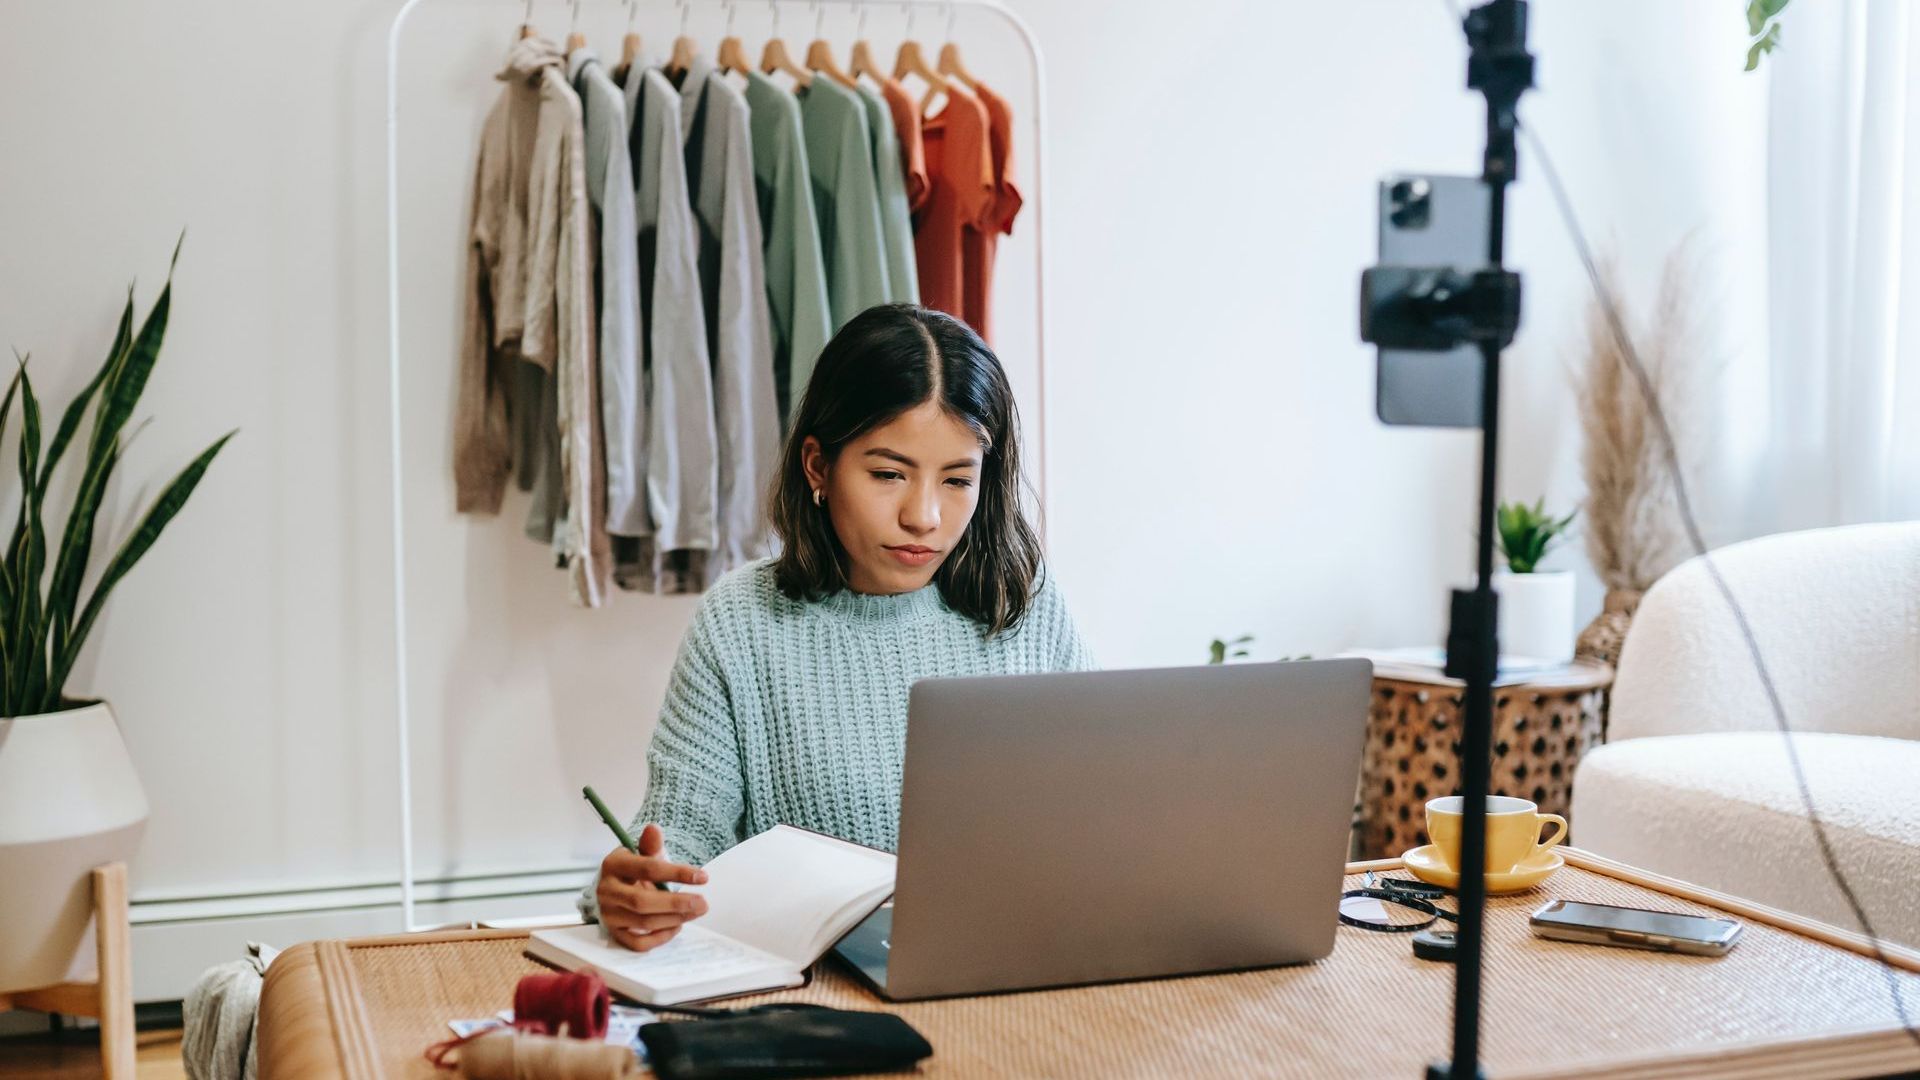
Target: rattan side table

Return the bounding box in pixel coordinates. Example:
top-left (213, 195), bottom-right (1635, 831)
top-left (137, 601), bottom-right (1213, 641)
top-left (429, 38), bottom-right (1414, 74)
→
top-left (1356, 661), bottom-right (1612, 860)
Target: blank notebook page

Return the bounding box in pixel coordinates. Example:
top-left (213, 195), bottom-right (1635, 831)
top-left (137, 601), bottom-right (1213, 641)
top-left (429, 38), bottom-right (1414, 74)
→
top-left (686, 825), bottom-right (897, 967)
top-left (529, 923), bottom-right (790, 996)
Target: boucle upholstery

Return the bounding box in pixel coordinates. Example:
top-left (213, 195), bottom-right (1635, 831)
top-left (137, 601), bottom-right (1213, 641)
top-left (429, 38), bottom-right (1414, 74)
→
top-left (1572, 523), bottom-right (1920, 945)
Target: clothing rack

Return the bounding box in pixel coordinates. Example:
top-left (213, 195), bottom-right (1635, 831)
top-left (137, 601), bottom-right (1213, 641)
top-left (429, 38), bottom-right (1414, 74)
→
top-left (384, 0), bottom-right (1051, 930)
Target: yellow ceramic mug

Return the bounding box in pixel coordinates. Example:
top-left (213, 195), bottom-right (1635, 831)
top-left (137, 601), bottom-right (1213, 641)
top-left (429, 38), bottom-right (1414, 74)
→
top-left (1425, 795), bottom-right (1567, 874)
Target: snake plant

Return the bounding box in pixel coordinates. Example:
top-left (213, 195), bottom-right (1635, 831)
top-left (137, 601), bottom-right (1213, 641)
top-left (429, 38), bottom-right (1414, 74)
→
top-left (3, 239), bottom-right (234, 716)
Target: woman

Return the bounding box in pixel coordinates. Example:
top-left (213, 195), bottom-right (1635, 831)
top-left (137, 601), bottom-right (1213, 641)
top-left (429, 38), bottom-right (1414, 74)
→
top-left (588, 304), bottom-right (1097, 951)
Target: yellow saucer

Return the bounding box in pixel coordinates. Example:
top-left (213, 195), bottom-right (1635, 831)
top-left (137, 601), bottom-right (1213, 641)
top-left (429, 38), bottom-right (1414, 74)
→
top-left (1402, 845), bottom-right (1564, 894)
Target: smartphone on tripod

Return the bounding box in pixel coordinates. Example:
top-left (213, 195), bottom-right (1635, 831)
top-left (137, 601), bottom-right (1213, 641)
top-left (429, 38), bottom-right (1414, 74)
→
top-left (1373, 174), bottom-right (1492, 428)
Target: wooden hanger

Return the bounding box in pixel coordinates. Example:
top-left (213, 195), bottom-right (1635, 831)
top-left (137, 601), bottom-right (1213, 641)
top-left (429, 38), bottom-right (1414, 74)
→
top-left (517, 0), bottom-right (538, 40)
top-left (761, 0), bottom-right (813, 87)
top-left (806, 43), bottom-right (857, 86)
top-left (762, 38), bottom-right (812, 86)
top-left (893, 4), bottom-right (951, 102)
top-left (717, 0), bottom-right (752, 74)
top-left (564, 0), bottom-right (587, 54)
top-left (620, 0), bottom-right (644, 70)
top-left (669, 35), bottom-right (701, 75)
top-left (850, 42), bottom-right (884, 84)
top-left (806, 2), bottom-right (856, 88)
top-left (917, 4), bottom-right (971, 110)
top-left (848, 2), bottom-right (884, 83)
top-left (667, 0), bottom-right (701, 77)
top-left (719, 35), bottom-right (754, 74)
top-left (935, 9), bottom-right (980, 91)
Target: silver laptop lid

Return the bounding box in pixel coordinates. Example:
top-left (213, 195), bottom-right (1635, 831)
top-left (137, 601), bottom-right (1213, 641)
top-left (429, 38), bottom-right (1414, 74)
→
top-left (884, 658), bottom-right (1372, 1000)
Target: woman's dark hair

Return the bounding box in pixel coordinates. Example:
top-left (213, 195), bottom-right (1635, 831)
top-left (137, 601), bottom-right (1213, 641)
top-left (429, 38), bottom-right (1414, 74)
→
top-left (769, 304), bottom-right (1043, 636)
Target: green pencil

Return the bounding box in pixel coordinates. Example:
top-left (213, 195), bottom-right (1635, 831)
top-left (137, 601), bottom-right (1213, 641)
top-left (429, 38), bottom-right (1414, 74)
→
top-left (583, 785), bottom-right (671, 892)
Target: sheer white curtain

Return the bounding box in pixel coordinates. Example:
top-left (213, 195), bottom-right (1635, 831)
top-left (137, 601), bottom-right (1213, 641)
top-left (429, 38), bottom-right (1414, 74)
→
top-left (1748, 0), bottom-right (1920, 531)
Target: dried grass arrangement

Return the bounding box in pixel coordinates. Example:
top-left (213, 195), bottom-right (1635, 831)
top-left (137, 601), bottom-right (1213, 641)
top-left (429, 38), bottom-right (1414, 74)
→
top-left (1573, 249), bottom-right (1696, 664)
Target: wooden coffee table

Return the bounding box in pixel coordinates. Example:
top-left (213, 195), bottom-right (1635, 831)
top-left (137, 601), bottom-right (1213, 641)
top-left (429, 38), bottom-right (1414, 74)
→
top-left (260, 849), bottom-right (1920, 1079)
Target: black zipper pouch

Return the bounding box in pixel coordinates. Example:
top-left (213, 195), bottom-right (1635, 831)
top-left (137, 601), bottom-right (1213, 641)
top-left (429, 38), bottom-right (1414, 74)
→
top-left (639, 1003), bottom-right (933, 1079)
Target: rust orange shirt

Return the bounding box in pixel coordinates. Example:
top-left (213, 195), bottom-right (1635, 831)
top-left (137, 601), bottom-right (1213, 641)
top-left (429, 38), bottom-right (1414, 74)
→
top-left (963, 80), bottom-right (1023, 343)
top-left (877, 77), bottom-right (930, 212)
top-left (913, 85), bottom-right (994, 330)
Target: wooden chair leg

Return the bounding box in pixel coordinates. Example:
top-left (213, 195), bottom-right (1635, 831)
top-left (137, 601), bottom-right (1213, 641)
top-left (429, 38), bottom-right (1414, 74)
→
top-left (93, 863), bottom-right (135, 1080)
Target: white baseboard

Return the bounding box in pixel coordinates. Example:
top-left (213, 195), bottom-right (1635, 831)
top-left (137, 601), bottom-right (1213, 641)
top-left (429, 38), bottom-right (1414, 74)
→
top-left (127, 865), bottom-right (595, 1002)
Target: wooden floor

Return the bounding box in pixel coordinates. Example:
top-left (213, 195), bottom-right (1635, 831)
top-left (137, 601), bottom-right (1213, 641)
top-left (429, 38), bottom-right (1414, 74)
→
top-left (0, 1028), bottom-right (188, 1080)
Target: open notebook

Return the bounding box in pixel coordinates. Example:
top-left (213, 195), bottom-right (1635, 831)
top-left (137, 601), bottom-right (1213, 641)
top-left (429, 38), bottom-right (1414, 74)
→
top-left (528, 825), bottom-right (897, 1005)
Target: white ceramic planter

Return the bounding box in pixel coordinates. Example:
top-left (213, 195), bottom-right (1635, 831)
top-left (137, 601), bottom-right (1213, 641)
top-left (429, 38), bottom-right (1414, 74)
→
top-left (1493, 569), bottom-right (1576, 665)
top-left (0, 701), bottom-right (148, 993)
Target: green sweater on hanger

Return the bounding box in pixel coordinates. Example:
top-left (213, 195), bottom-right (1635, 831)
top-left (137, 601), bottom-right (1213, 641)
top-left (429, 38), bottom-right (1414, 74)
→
top-left (745, 71), bottom-right (833, 425)
top-left (855, 82), bottom-right (920, 305)
top-left (798, 76), bottom-right (892, 332)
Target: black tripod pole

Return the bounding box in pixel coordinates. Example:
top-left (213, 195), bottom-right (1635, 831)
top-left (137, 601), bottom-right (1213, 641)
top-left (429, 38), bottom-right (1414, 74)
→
top-left (1430, 3), bottom-right (1531, 1078)
top-left (1438, 325), bottom-right (1504, 1080)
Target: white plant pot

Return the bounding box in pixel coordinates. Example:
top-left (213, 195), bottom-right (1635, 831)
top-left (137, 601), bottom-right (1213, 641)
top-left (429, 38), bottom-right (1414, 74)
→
top-left (1493, 569), bottom-right (1576, 665)
top-left (0, 701), bottom-right (148, 993)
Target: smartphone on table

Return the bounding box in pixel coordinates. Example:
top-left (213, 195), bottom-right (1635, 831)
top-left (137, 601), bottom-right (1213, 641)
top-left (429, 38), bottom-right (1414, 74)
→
top-left (1530, 900), bottom-right (1743, 957)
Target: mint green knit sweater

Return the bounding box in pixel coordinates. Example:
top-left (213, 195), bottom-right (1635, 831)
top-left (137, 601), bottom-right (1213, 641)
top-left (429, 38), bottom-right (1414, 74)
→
top-left (582, 557), bottom-right (1096, 917)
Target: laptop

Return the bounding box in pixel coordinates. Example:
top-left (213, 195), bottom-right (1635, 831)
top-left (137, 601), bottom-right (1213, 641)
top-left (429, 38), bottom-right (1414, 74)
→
top-left (831, 657), bottom-right (1372, 1001)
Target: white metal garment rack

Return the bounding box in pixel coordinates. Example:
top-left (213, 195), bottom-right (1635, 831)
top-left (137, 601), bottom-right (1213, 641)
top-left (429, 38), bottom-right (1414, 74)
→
top-left (383, 0), bottom-right (1050, 930)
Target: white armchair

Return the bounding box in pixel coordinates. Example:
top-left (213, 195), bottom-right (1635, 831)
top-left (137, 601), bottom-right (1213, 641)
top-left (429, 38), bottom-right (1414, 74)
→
top-left (1570, 522), bottom-right (1920, 945)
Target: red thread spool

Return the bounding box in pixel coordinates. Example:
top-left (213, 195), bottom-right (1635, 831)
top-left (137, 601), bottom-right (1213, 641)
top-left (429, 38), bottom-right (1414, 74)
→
top-left (513, 971), bottom-right (610, 1041)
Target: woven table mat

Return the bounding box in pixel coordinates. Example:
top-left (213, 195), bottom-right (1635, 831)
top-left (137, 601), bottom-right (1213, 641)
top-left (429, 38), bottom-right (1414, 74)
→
top-left (344, 862), bottom-right (1920, 1079)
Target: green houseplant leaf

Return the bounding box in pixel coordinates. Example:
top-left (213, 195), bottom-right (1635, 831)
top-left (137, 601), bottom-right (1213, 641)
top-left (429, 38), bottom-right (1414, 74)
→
top-left (10, 363), bottom-right (48, 711)
top-left (1495, 498), bottom-right (1578, 574)
top-left (1207, 634), bottom-right (1255, 665)
top-left (40, 291), bottom-right (129, 494)
top-left (4, 239), bottom-right (234, 717)
top-left (47, 431), bottom-right (236, 708)
top-left (1745, 23), bottom-right (1782, 72)
top-left (1745, 1), bottom-right (1788, 71)
top-left (1746, 0), bottom-right (1789, 37)
top-left (47, 265), bottom-right (176, 676)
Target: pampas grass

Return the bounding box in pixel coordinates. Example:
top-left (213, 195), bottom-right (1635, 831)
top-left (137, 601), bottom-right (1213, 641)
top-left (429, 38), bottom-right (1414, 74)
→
top-left (1576, 249), bottom-right (1695, 593)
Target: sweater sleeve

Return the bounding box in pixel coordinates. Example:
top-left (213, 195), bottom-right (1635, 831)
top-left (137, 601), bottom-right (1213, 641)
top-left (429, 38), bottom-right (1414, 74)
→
top-left (578, 607), bottom-right (747, 922)
top-left (635, 610), bottom-right (748, 865)
top-left (1039, 568), bottom-right (1099, 673)
top-left (1058, 616), bottom-right (1098, 672)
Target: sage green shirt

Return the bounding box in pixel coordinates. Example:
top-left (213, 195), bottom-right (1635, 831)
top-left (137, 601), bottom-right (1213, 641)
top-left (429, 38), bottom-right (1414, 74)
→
top-left (745, 71), bottom-right (833, 424)
top-left (855, 82), bottom-right (919, 304)
top-left (798, 77), bottom-right (890, 332)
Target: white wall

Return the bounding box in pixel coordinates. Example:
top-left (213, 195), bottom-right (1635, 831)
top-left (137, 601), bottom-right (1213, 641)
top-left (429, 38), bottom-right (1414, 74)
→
top-left (0, 0), bottom-right (1767, 998)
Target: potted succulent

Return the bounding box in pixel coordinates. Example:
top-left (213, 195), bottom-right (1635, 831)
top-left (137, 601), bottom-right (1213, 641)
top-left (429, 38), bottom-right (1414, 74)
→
top-left (0, 245), bottom-right (233, 993)
top-left (1493, 498), bottom-right (1578, 664)
top-left (1207, 634), bottom-right (1254, 664)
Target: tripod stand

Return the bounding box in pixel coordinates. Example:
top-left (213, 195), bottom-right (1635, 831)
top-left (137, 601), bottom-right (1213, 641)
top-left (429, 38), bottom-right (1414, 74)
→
top-left (1360, 1), bottom-right (1535, 1076)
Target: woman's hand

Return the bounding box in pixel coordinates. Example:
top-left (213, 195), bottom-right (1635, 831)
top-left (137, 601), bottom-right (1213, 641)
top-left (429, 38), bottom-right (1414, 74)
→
top-left (596, 823), bottom-right (710, 951)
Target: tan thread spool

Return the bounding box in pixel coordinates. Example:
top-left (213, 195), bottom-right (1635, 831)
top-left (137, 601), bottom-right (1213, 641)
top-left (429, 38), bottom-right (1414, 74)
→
top-left (456, 1030), bottom-right (642, 1079)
